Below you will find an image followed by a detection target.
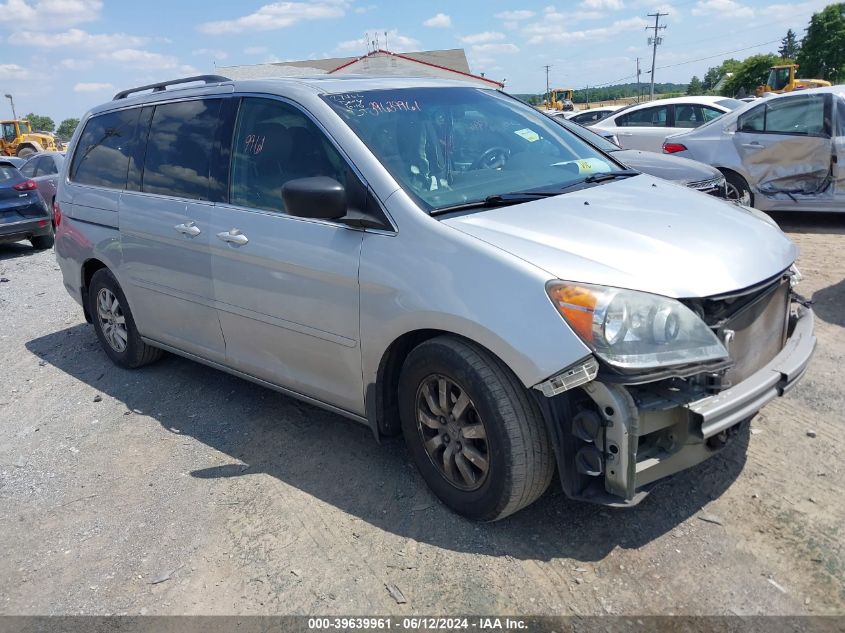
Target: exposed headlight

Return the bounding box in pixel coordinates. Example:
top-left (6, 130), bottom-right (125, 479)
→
top-left (546, 282), bottom-right (728, 370)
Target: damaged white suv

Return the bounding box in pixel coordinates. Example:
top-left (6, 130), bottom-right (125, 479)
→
top-left (663, 86), bottom-right (845, 211)
top-left (56, 75), bottom-right (816, 521)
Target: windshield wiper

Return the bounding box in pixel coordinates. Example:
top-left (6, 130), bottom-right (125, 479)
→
top-left (431, 190), bottom-right (561, 215)
top-left (582, 170), bottom-right (639, 183)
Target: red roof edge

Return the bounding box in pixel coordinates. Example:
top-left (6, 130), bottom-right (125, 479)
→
top-left (329, 49), bottom-right (504, 88)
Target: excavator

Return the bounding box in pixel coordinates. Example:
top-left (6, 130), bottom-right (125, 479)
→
top-left (756, 64), bottom-right (830, 97)
top-left (542, 88), bottom-right (575, 112)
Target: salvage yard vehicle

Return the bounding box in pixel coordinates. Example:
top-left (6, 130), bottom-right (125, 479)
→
top-left (19, 151), bottom-right (64, 217)
top-left (0, 119), bottom-right (59, 158)
top-left (755, 64), bottom-right (830, 97)
top-left (56, 75), bottom-right (815, 520)
top-left (560, 106), bottom-right (620, 126)
top-left (592, 96), bottom-right (744, 152)
top-left (553, 116), bottom-right (728, 198)
top-left (0, 160), bottom-right (54, 249)
top-left (663, 86), bottom-right (845, 210)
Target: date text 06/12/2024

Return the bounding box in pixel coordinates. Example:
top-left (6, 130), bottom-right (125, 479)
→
top-left (307, 617), bottom-right (528, 630)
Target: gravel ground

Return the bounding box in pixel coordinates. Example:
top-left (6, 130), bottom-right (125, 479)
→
top-left (0, 212), bottom-right (842, 616)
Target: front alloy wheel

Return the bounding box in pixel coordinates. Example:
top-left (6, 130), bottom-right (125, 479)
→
top-left (416, 375), bottom-right (489, 491)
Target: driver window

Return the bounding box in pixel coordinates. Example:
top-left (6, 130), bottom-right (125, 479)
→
top-left (230, 98), bottom-right (347, 214)
top-left (618, 106), bottom-right (667, 127)
top-left (2, 123), bottom-right (15, 142)
top-left (765, 95), bottom-right (826, 136)
top-left (738, 105), bottom-right (765, 132)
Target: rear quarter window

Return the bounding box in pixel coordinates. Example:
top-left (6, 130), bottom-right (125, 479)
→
top-left (70, 108), bottom-right (141, 188)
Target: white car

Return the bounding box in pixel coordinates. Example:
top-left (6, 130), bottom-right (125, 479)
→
top-left (560, 106), bottom-right (621, 126)
top-left (592, 96), bottom-right (744, 152)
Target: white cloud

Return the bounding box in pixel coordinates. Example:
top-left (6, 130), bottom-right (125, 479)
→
top-left (73, 81), bottom-right (113, 92)
top-left (0, 63), bottom-right (27, 79)
top-left (337, 28), bottom-right (419, 52)
top-left (192, 48), bottom-right (229, 60)
top-left (460, 31), bottom-right (506, 44)
top-left (59, 57), bottom-right (93, 70)
top-left (423, 12), bottom-right (452, 28)
top-left (0, 0), bottom-right (101, 29)
top-left (13, 28), bottom-right (146, 50)
top-left (691, 0), bottom-right (754, 18)
top-left (494, 9), bottom-right (535, 20)
top-left (102, 48), bottom-right (196, 75)
top-left (244, 46), bottom-right (268, 55)
top-left (198, 1), bottom-right (347, 34)
top-left (471, 42), bottom-right (520, 54)
top-left (580, 0), bottom-right (624, 9)
top-left (526, 16), bottom-right (648, 44)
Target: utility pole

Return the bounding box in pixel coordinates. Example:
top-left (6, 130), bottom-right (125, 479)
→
top-left (543, 64), bottom-right (551, 106)
top-left (645, 12), bottom-right (667, 100)
top-left (636, 57), bottom-right (642, 103)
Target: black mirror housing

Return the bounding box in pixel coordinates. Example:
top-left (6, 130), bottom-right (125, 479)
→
top-left (282, 176), bottom-right (347, 220)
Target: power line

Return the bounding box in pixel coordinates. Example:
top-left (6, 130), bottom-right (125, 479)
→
top-left (655, 38), bottom-right (781, 70)
top-left (646, 11), bottom-right (668, 99)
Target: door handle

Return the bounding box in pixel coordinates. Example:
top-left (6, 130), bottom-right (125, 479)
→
top-left (619, 132), bottom-right (633, 136)
top-left (741, 142), bottom-right (763, 149)
top-left (217, 229), bottom-right (249, 246)
top-left (174, 222), bottom-right (201, 237)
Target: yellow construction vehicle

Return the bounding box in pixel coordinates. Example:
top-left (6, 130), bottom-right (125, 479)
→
top-left (0, 119), bottom-right (59, 158)
top-left (542, 88), bottom-right (575, 111)
top-left (756, 64), bottom-right (831, 97)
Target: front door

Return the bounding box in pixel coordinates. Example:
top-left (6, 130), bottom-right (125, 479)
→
top-left (209, 97), bottom-right (365, 415)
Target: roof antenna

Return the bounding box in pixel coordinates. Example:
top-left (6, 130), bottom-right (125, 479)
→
top-left (384, 30), bottom-right (388, 51)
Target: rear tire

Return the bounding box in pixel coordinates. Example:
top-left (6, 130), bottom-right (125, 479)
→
top-left (87, 268), bottom-right (163, 369)
top-left (16, 146), bottom-right (35, 158)
top-left (30, 233), bottom-right (54, 250)
top-left (723, 171), bottom-right (753, 206)
top-left (398, 336), bottom-right (554, 521)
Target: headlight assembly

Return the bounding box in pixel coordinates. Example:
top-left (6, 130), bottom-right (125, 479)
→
top-left (546, 282), bottom-right (728, 370)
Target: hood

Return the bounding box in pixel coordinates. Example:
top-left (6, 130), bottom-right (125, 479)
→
top-left (612, 149), bottom-right (721, 185)
top-left (442, 175), bottom-right (796, 298)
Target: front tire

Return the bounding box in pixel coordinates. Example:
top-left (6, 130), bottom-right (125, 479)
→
top-left (398, 336), bottom-right (554, 521)
top-left (87, 269), bottom-right (163, 369)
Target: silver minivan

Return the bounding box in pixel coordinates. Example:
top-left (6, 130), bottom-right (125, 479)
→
top-left (55, 75), bottom-right (815, 520)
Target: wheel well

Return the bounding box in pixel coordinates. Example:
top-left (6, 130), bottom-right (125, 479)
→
top-left (716, 167), bottom-right (753, 198)
top-left (80, 258), bottom-right (107, 322)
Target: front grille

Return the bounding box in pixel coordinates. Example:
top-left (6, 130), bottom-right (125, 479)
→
top-left (688, 176), bottom-right (727, 198)
top-left (716, 281), bottom-right (790, 386)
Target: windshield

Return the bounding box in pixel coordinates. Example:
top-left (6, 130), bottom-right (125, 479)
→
top-left (552, 117), bottom-right (620, 153)
top-left (322, 87), bottom-right (620, 212)
top-left (767, 68), bottom-right (790, 91)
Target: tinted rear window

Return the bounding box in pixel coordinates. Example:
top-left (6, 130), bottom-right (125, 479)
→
top-left (142, 99), bottom-right (221, 200)
top-left (0, 165), bottom-right (21, 182)
top-left (70, 108), bottom-right (141, 188)
top-left (716, 98), bottom-right (743, 110)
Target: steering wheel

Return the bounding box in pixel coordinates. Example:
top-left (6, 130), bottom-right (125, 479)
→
top-left (471, 146), bottom-right (510, 170)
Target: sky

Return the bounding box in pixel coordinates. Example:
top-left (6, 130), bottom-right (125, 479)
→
top-left (0, 0), bottom-right (834, 124)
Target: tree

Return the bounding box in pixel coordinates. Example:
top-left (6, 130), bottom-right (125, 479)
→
top-left (702, 58), bottom-right (741, 91)
top-left (721, 53), bottom-right (784, 97)
top-left (23, 112), bottom-right (55, 132)
top-left (778, 29), bottom-right (800, 59)
top-left (56, 118), bottom-right (79, 140)
top-left (687, 76), bottom-right (703, 95)
top-left (797, 3), bottom-right (845, 82)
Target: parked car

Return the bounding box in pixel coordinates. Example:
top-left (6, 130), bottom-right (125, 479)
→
top-left (56, 75), bottom-right (815, 520)
top-left (592, 96), bottom-right (745, 152)
top-left (663, 87), bottom-right (843, 211)
top-left (0, 160), bottom-right (54, 249)
top-left (19, 152), bottom-right (65, 213)
top-left (560, 106), bottom-right (621, 126)
top-left (1, 155), bottom-right (26, 168)
top-left (553, 117), bottom-right (727, 197)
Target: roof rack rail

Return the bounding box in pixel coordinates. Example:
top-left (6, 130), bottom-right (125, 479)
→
top-left (113, 75), bottom-right (231, 100)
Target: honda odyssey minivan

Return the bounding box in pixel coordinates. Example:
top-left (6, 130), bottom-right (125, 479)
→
top-left (55, 75), bottom-right (815, 520)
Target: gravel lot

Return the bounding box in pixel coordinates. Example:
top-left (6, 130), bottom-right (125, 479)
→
top-left (0, 212), bottom-right (843, 616)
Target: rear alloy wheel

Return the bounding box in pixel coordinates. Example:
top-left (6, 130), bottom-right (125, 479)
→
top-left (87, 268), bottom-right (163, 369)
top-left (724, 172), bottom-right (753, 206)
top-left (399, 336), bottom-right (554, 521)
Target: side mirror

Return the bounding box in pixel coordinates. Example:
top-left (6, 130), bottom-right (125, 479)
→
top-left (281, 176), bottom-right (347, 220)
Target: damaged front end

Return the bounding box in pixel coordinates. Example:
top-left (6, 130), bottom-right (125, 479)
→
top-left (535, 270), bottom-right (816, 506)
